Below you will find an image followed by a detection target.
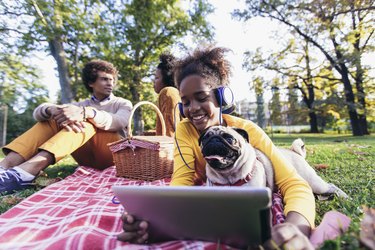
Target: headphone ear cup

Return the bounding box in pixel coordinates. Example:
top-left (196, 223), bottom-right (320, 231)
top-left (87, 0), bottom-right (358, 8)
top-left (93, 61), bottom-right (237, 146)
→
top-left (178, 102), bottom-right (186, 118)
top-left (214, 88), bottom-right (224, 106)
top-left (214, 87), bottom-right (235, 112)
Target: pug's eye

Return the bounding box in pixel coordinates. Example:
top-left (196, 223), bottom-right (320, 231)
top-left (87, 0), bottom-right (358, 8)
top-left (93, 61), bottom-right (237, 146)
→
top-left (222, 133), bottom-right (236, 144)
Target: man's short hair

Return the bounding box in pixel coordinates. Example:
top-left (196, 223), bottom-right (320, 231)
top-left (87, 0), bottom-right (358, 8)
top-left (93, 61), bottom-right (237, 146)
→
top-left (82, 60), bottom-right (118, 93)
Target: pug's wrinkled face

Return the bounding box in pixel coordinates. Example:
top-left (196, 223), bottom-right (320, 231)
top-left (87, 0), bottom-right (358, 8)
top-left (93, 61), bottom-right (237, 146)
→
top-left (199, 126), bottom-right (249, 170)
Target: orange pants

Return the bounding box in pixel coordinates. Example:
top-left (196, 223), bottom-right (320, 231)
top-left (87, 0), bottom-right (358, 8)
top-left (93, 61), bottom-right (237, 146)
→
top-left (2, 120), bottom-right (122, 170)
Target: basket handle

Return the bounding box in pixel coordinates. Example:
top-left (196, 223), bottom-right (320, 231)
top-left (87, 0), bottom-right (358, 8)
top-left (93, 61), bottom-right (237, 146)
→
top-left (127, 101), bottom-right (166, 137)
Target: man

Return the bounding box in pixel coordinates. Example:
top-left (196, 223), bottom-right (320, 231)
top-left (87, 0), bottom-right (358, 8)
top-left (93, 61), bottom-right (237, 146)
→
top-left (0, 60), bottom-right (132, 195)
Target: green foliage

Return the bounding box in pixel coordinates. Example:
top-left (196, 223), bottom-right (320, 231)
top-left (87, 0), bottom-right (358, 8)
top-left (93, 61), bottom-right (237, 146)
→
top-left (253, 77), bottom-right (266, 128)
top-left (0, 53), bottom-right (49, 142)
top-left (1, 0), bottom-right (214, 132)
top-left (0, 54), bottom-right (48, 107)
top-left (80, 0), bottom-right (215, 132)
top-left (235, 0), bottom-right (375, 135)
top-left (269, 81), bottom-right (283, 125)
top-left (91, 0), bottom-right (214, 103)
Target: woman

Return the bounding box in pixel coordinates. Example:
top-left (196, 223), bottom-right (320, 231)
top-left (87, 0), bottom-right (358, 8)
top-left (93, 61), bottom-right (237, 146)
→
top-left (118, 46), bottom-right (315, 249)
top-left (154, 52), bottom-right (181, 137)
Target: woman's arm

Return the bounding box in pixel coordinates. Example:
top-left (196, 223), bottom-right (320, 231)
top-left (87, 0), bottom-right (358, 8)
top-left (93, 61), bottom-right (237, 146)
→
top-left (158, 88), bottom-right (181, 137)
top-left (170, 121), bottom-right (199, 186)
top-left (245, 122), bottom-right (315, 228)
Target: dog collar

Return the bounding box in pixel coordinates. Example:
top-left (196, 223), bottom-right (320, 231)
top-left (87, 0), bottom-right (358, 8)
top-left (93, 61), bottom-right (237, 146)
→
top-left (210, 162), bottom-right (257, 186)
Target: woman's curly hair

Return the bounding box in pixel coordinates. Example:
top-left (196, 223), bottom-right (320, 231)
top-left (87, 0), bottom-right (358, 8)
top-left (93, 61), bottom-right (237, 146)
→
top-left (82, 60), bottom-right (118, 93)
top-left (157, 52), bottom-right (177, 88)
top-left (174, 46), bottom-right (232, 89)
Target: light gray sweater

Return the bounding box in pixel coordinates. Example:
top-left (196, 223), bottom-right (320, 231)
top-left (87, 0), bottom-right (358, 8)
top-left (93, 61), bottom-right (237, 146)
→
top-left (33, 94), bottom-right (133, 137)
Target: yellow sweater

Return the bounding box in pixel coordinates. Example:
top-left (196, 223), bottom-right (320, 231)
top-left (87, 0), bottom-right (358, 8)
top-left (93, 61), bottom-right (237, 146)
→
top-left (156, 87), bottom-right (181, 137)
top-left (171, 114), bottom-right (315, 227)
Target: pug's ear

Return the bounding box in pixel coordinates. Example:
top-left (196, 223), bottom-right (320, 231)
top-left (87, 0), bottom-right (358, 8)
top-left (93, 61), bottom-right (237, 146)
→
top-left (198, 127), bottom-right (211, 146)
top-left (232, 128), bottom-right (249, 143)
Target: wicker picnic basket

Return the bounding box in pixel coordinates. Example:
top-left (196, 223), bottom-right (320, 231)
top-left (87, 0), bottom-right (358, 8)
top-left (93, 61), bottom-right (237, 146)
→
top-left (107, 101), bottom-right (174, 181)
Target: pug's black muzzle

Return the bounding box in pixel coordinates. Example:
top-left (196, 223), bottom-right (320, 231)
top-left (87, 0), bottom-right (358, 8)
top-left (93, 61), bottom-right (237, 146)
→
top-left (200, 134), bottom-right (240, 170)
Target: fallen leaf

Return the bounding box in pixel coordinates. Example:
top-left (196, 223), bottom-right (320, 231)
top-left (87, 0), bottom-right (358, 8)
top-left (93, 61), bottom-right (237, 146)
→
top-left (35, 177), bottom-right (62, 187)
top-left (2, 195), bottom-right (23, 205)
top-left (333, 139), bottom-right (347, 143)
top-left (314, 163), bottom-right (329, 170)
top-left (354, 151), bottom-right (368, 156)
top-left (358, 145), bottom-right (371, 149)
top-left (360, 206), bottom-right (375, 250)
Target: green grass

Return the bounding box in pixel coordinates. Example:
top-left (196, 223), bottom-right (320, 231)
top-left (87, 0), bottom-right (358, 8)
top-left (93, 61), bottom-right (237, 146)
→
top-left (0, 134), bottom-right (374, 249)
top-left (0, 156), bottom-right (77, 214)
top-left (273, 133), bottom-right (374, 249)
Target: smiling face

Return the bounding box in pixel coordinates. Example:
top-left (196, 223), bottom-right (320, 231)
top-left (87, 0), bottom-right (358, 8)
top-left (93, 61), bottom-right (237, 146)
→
top-left (179, 75), bottom-right (221, 133)
top-left (89, 71), bottom-right (115, 101)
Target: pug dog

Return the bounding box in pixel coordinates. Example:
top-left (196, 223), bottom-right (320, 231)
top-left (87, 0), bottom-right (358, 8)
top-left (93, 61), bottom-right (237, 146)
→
top-left (199, 126), bottom-right (348, 199)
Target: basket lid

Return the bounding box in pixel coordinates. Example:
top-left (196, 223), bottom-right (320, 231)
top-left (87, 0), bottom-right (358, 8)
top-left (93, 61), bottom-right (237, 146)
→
top-left (108, 136), bottom-right (174, 153)
top-left (133, 136), bottom-right (174, 145)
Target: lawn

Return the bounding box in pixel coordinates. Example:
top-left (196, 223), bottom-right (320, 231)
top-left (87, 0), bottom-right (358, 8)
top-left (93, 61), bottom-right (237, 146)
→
top-left (0, 133), bottom-right (374, 249)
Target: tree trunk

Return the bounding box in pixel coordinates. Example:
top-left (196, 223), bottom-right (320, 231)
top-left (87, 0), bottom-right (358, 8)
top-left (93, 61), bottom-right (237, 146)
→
top-left (340, 67), bottom-right (363, 136)
top-left (296, 83), bottom-right (319, 133)
top-left (309, 111), bottom-right (318, 133)
top-left (351, 1), bottom-right (369, 135)
top-left (130, 73), bottom-right (141, 135)
top-left (355, 66), bottom-right (369, 135)
top-left (353, 43), bottom-right (369, 135)
top-left (49, 37), bottom-right (73, 104)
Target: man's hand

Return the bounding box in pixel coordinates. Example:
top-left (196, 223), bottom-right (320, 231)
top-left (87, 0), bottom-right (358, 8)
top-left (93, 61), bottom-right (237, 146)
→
top-left (49, 105), bottom-right (87, 132)
top-left (61, 121), bottom-right (86, 133)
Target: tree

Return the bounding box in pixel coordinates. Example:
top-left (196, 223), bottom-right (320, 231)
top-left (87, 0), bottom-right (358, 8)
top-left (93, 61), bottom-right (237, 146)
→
top-left (1, 0), bottom-right (214, 133)
top-left (286, 84), bottom-right (306, 126)
top-left (269, 80), bottom-right (282, 126)
top-left (0, 53), bottom-right (49, 142)
top-left (243, 38), bottom-right (322, 132)
top-left (234, 0), bottom-right (375, 135)
top-left (252, 77), bottom-right (266, 128)
top-left (86, 0), bottom-right (214, 132)
top-left (0, 0), bottom-right (97, 103)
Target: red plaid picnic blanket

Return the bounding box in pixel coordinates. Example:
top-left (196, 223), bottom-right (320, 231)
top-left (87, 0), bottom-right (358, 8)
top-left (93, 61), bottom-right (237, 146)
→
top-left (0, 166), bottom-right (285, 250)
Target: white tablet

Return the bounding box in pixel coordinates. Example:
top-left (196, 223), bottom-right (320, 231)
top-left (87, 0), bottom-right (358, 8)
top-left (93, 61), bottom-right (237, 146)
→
top-left (112, 185), bottom-right (272, 248)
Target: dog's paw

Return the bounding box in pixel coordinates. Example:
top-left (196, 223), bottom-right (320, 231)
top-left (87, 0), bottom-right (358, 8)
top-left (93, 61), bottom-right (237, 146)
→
top-left (331, 184), bottom-right (349, 199)
top-left (327, 183), bottom-right (349, 200)
top-left (315, 193), bottom-right (334, 201)
top-left (315, 184), bottom-right (349, 200)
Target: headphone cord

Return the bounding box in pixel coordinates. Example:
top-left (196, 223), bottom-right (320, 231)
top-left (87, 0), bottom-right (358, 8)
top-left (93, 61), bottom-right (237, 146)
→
top-left (219, 90), bottom-right (223, 126)
top-left (174, 103), bottom-right (194, 170)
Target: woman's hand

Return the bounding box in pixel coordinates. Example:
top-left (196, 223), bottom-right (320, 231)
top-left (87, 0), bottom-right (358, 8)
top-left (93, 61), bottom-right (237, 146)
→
top-left (264, 212), bottom-right (314, 250)
top-left (117, 213), bottom-right (149, 244)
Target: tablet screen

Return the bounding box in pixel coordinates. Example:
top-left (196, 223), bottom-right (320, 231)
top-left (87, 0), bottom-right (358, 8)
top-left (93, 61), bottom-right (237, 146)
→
top-left (112, 185), bottom-right (271, 248)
